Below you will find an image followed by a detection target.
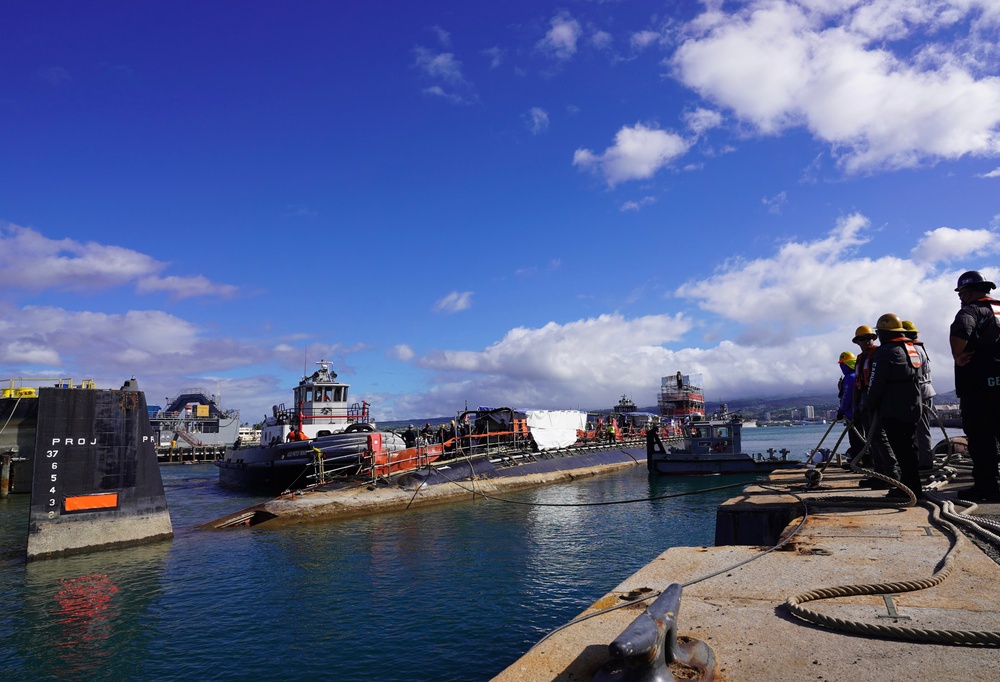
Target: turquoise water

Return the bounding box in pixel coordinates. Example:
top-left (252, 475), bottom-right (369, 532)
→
top-left (1, 424), bottom-right (839, 681)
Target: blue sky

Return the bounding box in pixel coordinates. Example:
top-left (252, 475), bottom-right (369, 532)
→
top-left (3, 1), bottom-right (1000, 423)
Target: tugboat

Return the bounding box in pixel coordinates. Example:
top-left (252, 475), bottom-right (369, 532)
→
top-left (648, 373), bottom-right (801, 475)
top-left (214, 360), bottom-right (439, 491)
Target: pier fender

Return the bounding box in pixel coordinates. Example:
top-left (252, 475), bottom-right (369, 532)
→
top-left (593, 584), bottom-right (715, 682)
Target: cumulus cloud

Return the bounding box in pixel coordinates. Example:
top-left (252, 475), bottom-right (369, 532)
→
top-left (136, 275), bottom-right (239, 299)
top-left (433, 291), bottom-right (474, 313)
top-left (524, 107), bottom-right (550, 134)
top-left (762, 191), bottom-right (788, 214)
top-left (911, 226), bottom-right (999, 263)
top-left (482, 46), bottom-right (504, 69)
top-left (683, 107), bottom-right (724, 135)
top-left (631, 30), bottom-right (661, 50)
top-left (414, 46), bottom-right (473, 103)
top-left (0, 223), bottom-right (236, 297)
top-left (413, 47), bottom-right (465, 84)
top-left (573, 123), bottom-right (691, 185)
top-left (388, 344), bottom-right (415, 362)
top-left (672, 1), bottom-right (1000, 173)
top-left (979, 166), bottom-right (1000, 178)
top-left (591, 30), bottom-right (613, 50)
top-left (390, 212), bottom-right (981, 416)
top-left (620, 196), bottom-right (657, 212)
top-left (0, 223), bottom-right (162, 290)
top-left (537, 12), bottom-right (581, 61)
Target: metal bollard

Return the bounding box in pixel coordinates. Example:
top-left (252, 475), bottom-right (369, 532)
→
top-left (594, 583), bottom-right (715, 682)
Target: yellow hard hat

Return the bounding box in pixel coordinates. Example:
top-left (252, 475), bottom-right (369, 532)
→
top-left (837, 351), bottom-right (856, 369)
top-left (901, 320), bottom-right (918, 333)
top-left (852, 325), bottom-right (875, 343)
top-left (875, 313), bottom-right (905, 332)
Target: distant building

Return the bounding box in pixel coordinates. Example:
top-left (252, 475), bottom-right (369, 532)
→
top-left (805, 405), bottom-right (815, 419)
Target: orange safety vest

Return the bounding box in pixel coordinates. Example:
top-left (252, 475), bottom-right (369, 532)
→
top-left (888, 336), bottom-right (922, 369)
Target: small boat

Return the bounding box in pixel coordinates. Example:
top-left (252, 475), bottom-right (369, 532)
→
top-left (647, 373), bottom-right (802, 476)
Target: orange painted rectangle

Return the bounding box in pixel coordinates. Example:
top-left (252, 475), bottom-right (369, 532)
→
top-left (63, 493), bottom-right (119, 512)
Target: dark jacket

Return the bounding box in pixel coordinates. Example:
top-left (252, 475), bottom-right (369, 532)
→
top-left (950, 296), bottom-right (1000, 396)
top-left (867, 337), bottom-right (921, 424)
top-left (838, 363), bottom-right (856, 419)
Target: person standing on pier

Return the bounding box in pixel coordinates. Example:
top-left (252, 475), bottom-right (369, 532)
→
top-left (902, 320), bottom-right (936, 470)
top-left (836, 351), bottom-right (863, 465)
top-left (853, 324), bottom-right (894, 487)
top-left (867, 313), bottom-right (922, 499)
top-left (949, 270), bottom-right (1000, 502)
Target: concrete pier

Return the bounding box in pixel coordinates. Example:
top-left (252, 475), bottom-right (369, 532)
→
top-left (495, 468), bottom-right (1000, 681)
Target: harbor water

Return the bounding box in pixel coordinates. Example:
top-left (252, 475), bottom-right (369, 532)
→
top-left (0, 423), bottom-right (874, 681)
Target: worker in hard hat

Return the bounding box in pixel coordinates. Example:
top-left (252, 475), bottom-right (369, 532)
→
top-left (949, 270), bottom-right (1000, 502)
top-left (867, 313), bottom-right (922, 500)
top-left (902, 320), bottom-right (936, 471)
top-left (836, 351), bottom-right (863, 466)
top-left (851, 324), bottom-right (890, 487)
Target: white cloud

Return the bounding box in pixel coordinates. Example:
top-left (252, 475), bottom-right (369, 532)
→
top-left (431, 25), bottom-right (451, 47)
top-left (672, 1), bottom-right (1000, 173)
top-left (0, 223), bottom-right (236, 297)
top-left (406, 313), bottom-right (693, 410)
top-left (391, 211), bottom-right (984, 416)
top-left (482, 46), bottom-right (504, 69)
top-left (0, 223), bottom-right (162, 290)
top-left (591, 30), bottom-right (614, 50)
top-left (422, 85), bottom-right (468, 104)
top-left (388, 344), bottom-right (415, 362)
top-left (762, 191), bottom-right (788, 214)
top-left (433, 291), bottom-right (474, 313)
top-left (414, 46), bottom-right (473, 103)
top-left (413, 47), bottom-right (465, 84)
top-left (537, 12), bottom-right (581, 61)
top-left (524, 107), bottom-right (550, 134)
top-left (631, 30), bottom-right (660, 50)
top-left (910, 226), bottom-right (999, 263)
top-left (574, 123), bottom-right (691, 186)
top-left (683, 107), bottom-right (724, 135)
top-left (620, 196), bottom-right (657, 212)
top-left (979, 166), bottom-right (1000, 177)
top-left (136, 275), bottom-right (239, 299)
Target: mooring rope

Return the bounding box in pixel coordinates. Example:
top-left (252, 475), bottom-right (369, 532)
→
top-left (784, 500), bottom-right (1000, 646)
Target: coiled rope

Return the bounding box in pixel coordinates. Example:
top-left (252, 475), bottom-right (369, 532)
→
top-left (785, 499), bottom-right (1000, 646)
